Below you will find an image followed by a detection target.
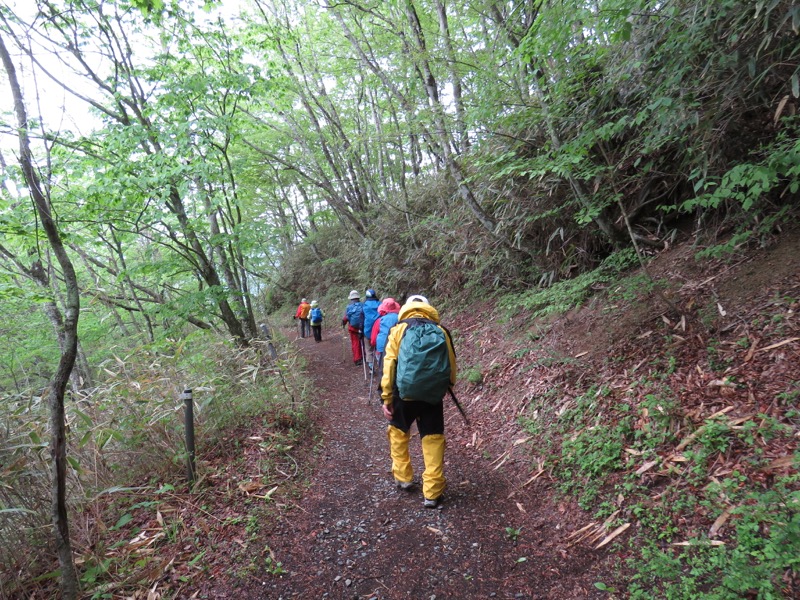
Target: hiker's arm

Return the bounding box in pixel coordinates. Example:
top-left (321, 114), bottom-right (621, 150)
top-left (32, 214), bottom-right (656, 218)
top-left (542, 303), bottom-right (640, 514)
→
top-left (380, 325), bottom-right (403, 406)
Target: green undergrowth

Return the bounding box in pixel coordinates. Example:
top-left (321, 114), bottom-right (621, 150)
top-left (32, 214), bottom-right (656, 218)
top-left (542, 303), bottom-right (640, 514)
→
top-left (500, 248), bottom-right (640, 319)
top-left (519, 315), bottom-right (800, 597)
top-left (0, 329), bottom-right (312, 599)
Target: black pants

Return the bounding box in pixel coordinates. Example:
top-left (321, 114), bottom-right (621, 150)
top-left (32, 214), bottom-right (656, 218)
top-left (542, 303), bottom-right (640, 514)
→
top-left (311, 324), bottom-right (322, 342)
top-left (389, 397), bottom-right (444, 438)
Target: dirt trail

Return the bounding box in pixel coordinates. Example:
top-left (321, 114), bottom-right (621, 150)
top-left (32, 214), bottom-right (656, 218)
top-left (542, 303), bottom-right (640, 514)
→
top-left (244, 328), bottom-right (608, 599)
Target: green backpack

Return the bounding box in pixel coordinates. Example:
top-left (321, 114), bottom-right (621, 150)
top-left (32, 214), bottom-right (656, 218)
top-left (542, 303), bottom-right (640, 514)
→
top-left (395, 318), bottom-right (452, 404)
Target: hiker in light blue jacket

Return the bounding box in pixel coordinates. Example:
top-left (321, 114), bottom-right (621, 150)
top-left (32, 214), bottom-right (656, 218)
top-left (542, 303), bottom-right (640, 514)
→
top-left (309, 300), bottom-right (323, 343)
top-left (370, 297), bottom-right (401, 390)
top-left (362, 289), bottom-right (381, 369)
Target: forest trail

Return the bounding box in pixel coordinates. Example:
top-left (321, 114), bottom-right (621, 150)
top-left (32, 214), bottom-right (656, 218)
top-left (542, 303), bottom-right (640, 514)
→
top-left (227, 327), bottom-right (610, 599)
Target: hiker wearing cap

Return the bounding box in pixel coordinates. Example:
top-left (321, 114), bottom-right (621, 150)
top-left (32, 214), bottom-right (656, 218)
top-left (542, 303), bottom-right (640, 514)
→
top-left (309, 300), bottom-right (324, 342)
top-left (375, 297), bottom-right (401, 355)
top-left (362, 289), bottom-right (381, 370)
top-left (294, 298), bottom-right (311, 338)
top-left (371, 297), bottom-right (401, 383)
top-left (341, 290), bottom-right (364, 365)
top-left (380, 295), bottom-right (457, 508)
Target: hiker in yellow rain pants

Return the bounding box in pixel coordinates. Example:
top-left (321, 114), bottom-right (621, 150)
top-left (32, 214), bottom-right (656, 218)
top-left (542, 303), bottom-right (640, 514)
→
top-left (380, 295), bottom-right (456, 509)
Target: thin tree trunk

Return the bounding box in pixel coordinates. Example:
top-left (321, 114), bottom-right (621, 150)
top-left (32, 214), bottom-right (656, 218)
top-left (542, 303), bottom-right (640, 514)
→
top-left (107, 228), bottom-right (156, 342)
top-left (167, 186), bottom-right (248, 344)
top-left (434, 0), bottom-right (469, 152)
top-left (0, 32), bottom-right (80, 600)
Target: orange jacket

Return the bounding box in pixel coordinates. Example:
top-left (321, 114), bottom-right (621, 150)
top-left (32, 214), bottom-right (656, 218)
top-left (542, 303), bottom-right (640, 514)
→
top-left (295, 301), bottom-right (311, 319)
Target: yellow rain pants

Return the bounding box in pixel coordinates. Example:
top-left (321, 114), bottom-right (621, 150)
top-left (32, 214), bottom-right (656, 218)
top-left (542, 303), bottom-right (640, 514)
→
top-left (421, 433), bottom-right (446, 500)
top-left (387, 425), bottom-right (413, 484)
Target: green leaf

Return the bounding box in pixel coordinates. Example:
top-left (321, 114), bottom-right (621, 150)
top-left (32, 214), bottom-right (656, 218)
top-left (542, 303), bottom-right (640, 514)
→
top-left (90, 486), bottom-right (152, 501)
top-left (79, 430), bottom-right (93, 448)
top-left (112, 513), bottom-right (134, 530)
top-left (0, 507), bottom-right (36, 515)
top-left (73, 408), bottom-right (94, 428)
top-left (616, 21), bottom-right (632, 43)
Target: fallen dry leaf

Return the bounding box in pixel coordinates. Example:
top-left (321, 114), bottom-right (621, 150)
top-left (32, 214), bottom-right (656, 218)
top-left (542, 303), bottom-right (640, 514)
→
top-left (763, 456), bottom-right (795, 471)
top-left (237, 480), bottom-right (265, 494)
top-left (709, 506), bottom-right (736, 537)
top-left (522, 469), bottom-right (545, 487)
top-left (756, 337), bottom-right (799, 353)
top-left (635, 460), bottom-right (659, 476)
top-left (595, 523), bottom-right (630, 549)
top-left (672, 540), bottom-right (725, 547)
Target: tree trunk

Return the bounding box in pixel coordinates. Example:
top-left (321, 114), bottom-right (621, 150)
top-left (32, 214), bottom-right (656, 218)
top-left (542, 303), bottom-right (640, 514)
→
top-left (0, 32), bottom-right (80, 600)
top-left (167, 186), bottom-right (249, 345)
top-left (434, 0), bottom-right (469, 152)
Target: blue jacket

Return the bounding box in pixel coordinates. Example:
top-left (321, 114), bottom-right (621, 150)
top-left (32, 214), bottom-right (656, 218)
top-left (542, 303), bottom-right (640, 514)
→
top-left (376, 312), bottom-right (399, 354)
top-left (362, 298), bottom-right (381, 339)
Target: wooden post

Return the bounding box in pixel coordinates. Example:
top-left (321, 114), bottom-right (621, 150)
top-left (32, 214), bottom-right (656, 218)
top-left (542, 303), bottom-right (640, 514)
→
top-left (259, 323), bottom-right (279, 360)
top-left (181, 389), bottom-right (196, 486)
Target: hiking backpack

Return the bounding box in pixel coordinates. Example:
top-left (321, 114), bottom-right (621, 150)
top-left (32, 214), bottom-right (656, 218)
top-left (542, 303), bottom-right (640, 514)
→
top-left (362, 298), bottom-right (381, 336)
top-left (345, 302), bottom-right (364, 329)
top-left (310, 307), bottom-right (323, 324)
top-left (395, 318), bottom-right (452, 404)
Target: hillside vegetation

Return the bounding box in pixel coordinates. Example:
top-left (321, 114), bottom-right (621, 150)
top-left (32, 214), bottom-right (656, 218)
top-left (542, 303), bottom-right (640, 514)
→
top-left (446, 229), bottom-right (800, 598)
top-left (0, 0), bottom-right (798, 598)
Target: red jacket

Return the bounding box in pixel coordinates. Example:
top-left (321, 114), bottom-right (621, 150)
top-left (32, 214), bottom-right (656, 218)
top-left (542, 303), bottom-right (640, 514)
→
top-left (370, 318), bottom-right (381, 347)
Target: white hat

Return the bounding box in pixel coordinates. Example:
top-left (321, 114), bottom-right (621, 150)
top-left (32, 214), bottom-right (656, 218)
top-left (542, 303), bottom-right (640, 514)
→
top-left (407, 294), bottom-right (428, 304)
top-left (348, 290), bottom-right (360, 300)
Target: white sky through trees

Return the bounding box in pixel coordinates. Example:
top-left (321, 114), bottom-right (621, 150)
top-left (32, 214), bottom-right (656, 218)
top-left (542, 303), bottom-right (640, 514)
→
top-left (0, 0), bottom-right (250, 142)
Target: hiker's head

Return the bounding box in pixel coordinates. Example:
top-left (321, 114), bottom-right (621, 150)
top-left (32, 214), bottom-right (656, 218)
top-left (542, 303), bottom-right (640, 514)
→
top-left (378, 297), bottom-right (401, 315)
top-left (399, 294), bottom-right (439, 322)
top-left (348, 289), bottom-right (360, 300)
top-left (301, 298), bottom-right (307, 303)
top-left (311, 300), bottom-right (318, 308)
top-left (365, 288), bottom-right (377, 299)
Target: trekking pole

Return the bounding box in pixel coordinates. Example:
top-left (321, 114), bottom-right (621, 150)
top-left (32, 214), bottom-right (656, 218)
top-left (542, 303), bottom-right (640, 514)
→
top-left (360, 335), bottom-right (367, 380)
top-left (368, 353), bottom-right (376, 405)
top-left (447, 387), bottom-right (470, 426)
